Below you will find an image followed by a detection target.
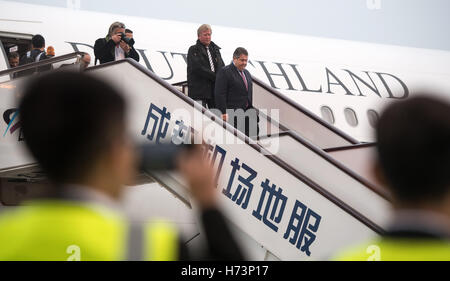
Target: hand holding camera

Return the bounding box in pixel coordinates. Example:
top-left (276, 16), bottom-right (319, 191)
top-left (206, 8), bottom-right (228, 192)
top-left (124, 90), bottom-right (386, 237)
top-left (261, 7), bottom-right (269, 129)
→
top-left (119, 40), bottom-right (131, 53)
top-left (118, 32), bottom-right (133, 45)
top-left (138, 143), bottom-right (218, 209)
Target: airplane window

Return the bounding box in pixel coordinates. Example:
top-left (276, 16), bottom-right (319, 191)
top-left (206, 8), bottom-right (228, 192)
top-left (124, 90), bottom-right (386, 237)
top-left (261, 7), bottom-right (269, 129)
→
top-left (320, 106), bottom-right (335, 124)
top-left (344, 108), bottom-right (358, 127)
top-left (367, 109), bottom-right (379, 128)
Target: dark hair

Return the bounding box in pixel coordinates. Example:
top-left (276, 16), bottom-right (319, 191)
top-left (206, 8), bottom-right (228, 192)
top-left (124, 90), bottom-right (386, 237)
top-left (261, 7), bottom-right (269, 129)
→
top-left (233, 47), bottom-right (248, 59)
top-left (125, 29), bottom-right (133, 34)
top-left (31, 34), bottom-right (45, 48)
top-left (19, 72), bottom-right (126, 184)
top-left (376, 95), bottom-right (450, 203)
top-left (8, 52), bottom-right (19, 59)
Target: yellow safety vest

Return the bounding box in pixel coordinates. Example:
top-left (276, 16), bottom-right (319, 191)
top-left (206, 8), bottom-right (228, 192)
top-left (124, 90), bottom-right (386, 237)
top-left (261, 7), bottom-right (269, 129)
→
top-left (0, 200), bottom-right (178, 261)
top-left (334, 238), bottom-right (450, 261)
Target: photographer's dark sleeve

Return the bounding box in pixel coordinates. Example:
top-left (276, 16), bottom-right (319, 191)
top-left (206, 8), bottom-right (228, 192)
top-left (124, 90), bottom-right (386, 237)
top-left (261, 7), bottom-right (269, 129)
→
top-left (200, 208), bottom-right (244, 260)
top-left (127, 46), bottom-right (140, 62)
top-left (94, 38), bottom-right (115, 64)
top-left (177, 207), bottom-right (244, 261)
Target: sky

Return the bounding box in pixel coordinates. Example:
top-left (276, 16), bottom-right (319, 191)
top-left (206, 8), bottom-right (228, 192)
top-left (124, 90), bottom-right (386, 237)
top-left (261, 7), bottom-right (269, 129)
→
top-left (4, 0), bottom-right (450, 51)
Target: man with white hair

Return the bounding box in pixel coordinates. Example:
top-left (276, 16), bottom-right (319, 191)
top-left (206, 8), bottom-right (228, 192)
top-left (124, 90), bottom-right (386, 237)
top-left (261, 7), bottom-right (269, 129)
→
top-left (187, 24), bottom-right (225, 109)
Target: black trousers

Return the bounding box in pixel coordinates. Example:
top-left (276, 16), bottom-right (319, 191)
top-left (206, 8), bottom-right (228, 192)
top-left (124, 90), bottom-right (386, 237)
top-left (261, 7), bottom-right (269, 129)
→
top-left (195, 98), bottom-right (215, 109)
top-left (232, 111), bottom-right (260, 139)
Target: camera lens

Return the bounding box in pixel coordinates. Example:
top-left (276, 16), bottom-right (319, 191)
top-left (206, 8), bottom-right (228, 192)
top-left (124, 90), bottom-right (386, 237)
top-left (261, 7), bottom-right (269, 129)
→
top-left (120, 34), bottom-right (130, 44)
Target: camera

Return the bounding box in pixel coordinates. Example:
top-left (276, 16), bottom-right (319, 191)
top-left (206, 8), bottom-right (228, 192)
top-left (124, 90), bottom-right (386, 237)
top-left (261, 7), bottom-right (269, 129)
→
top-left (138, 143), bottom-right (196, 171)
top-left (118, 32), bottom-right (132, 45)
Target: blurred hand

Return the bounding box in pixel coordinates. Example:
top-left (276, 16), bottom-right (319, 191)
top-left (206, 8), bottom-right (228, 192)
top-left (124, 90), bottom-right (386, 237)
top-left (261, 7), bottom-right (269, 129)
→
top-left (177, 145), bottom-right (217, 209)
top-left (222, 114), bottom-right (228, 121)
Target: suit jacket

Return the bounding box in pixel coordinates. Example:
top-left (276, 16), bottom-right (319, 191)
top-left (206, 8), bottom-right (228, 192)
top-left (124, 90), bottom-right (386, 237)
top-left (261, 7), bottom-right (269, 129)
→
top-left (94, 37), bottom-right (140, 65)
top-left (214, 63), bottom-right (253, 114)
top-left (187, 40), bottom-right (224, 100)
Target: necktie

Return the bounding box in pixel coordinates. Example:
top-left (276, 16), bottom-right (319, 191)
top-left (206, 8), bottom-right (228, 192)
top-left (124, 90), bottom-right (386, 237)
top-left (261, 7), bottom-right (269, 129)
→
top-left (206, 46), bottom-right (215, 72)
top-left (240, 70), bottom-right (249, 108)
top-left (240, 71), bottom-right (248, 91)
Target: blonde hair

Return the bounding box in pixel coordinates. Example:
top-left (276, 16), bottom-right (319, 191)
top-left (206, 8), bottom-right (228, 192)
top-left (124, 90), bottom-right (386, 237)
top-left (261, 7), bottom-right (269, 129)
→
top-left (197, 24), bottom-right (212, 36)
top-left (107, 21), bottom-right (125, 38)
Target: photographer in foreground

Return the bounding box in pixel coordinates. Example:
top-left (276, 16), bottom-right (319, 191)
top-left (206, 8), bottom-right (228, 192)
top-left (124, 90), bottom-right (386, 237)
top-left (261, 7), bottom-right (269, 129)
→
top-left (94, 21), bottom-right (140, 65)
top-left (0, 72), bottom-right (243, 261)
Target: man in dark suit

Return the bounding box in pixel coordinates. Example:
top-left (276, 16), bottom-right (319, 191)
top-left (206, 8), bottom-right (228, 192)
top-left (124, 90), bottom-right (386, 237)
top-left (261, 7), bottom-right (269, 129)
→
top-left (94, 22), bottom-right (139, 65)
top-left (215, 47), bottom-right (258, 139)
top-left (187, 24), bottom-right (224, 109)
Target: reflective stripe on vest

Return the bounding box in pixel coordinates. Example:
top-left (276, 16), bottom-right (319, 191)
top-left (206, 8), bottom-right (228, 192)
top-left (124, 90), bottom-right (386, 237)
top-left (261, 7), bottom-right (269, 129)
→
top-left (126, 220), bottom-right (178, 261)
top-left (0, 200), bottom-right (178, 261)
top-left (334, 238), bottom-right (450, 261)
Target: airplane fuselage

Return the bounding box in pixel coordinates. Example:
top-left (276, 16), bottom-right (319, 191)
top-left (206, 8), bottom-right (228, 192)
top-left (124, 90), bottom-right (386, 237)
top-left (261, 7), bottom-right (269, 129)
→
top-left (1, 0), bottom-right (450, 142)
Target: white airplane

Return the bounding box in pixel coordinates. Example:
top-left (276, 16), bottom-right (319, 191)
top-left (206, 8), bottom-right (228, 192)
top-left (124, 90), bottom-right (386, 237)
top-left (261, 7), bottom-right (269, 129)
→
top-left (1, 1), bottom-right (450, 261)
top-left (2, 1), bottom-right (450, 142)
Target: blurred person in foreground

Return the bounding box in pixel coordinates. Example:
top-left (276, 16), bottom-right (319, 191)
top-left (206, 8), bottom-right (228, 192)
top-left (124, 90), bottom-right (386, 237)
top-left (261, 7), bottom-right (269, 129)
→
top-left (0, 71), bottom-right (243, 261)
top-left (335, 95), bottom-right (450, 261)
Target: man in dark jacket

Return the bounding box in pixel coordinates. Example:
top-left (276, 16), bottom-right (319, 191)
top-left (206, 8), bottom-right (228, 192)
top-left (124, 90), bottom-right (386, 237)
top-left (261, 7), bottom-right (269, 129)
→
top-left (94, 22), bottom-right (140, 65)
top-left (187, 24), bottom-right (225, 109)
top-left (17, 34), bottom-right (50, 77)
top-left (215, 47), bottom-right (259, 139)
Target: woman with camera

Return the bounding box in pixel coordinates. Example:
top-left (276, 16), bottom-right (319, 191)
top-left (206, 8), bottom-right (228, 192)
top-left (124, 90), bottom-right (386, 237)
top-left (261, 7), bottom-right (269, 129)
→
top-left (94, 22), bottom-right (140, 65)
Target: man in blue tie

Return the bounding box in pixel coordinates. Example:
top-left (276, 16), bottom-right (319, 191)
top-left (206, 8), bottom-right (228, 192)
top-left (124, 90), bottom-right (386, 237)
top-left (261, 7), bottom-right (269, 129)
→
top-left (215, 47), bottom-right (259, 139)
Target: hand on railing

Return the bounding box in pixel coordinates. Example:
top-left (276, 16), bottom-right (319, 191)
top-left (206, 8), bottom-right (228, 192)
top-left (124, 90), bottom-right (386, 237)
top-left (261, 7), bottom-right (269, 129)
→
top-left (222, 114), bottom-right (228, 122)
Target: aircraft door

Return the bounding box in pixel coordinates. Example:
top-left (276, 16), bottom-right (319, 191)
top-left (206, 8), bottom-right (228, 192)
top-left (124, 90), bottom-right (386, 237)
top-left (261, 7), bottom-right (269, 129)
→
top-left (0, 42), bottom-right (8, 82)
top-left (0, 34), bottom-right (32, 81)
